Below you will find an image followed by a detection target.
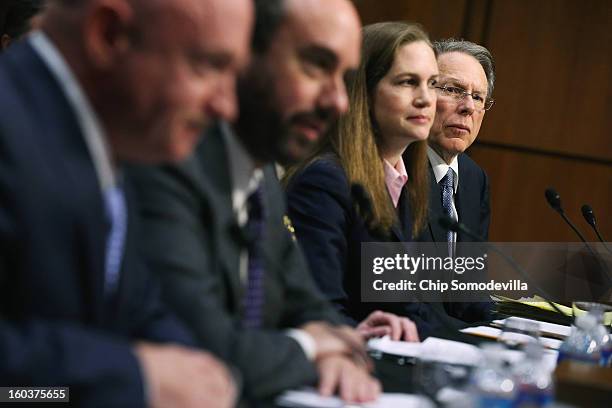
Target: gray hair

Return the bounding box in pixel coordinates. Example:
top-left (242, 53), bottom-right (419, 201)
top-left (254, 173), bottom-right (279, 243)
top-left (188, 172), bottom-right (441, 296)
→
top-left (433, 39), bottom-right (495, 100)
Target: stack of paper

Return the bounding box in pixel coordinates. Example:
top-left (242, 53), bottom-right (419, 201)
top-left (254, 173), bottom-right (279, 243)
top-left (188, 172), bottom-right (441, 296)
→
top-left (491, 316), bottom-right (571, 339)
top-left (368, 336), bottom-right (559, 371)
top-left (460, 325), bottom-right (563, 350)
top-left (276, 388), bottom-right (435, 408)
top-left (368, 336), bottom-right (483, 366)
top-left (491, 295), bottom-right (612, 326)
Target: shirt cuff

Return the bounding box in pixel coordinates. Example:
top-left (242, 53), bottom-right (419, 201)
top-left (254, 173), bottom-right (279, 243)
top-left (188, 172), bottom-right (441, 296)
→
top-left (285, 329), bottom-right (317, 361)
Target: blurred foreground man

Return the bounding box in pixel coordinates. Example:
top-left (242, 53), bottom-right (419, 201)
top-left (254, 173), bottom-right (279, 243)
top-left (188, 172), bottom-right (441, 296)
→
top-left (130, 0), bottom-right (382, 404)
top-left (0, 0), bottom-right (252, 407)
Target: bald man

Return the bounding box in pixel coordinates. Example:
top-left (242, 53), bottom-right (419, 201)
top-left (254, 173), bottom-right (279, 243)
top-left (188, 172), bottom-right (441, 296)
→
top-left (129, 0), bottom-right (382, 404)
top-left (0, 0), bottom-right (252, 407)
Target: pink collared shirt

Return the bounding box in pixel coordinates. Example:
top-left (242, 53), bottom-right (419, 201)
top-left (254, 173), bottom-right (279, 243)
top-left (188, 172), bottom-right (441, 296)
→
top-left (383, 157), bottom-right (409, 208)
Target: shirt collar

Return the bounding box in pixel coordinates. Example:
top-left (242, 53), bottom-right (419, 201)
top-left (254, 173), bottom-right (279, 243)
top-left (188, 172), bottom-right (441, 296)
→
top-left (220, 122), bottom-right (263, 223)
top-left (383, 157), bottom-right (409, 208)
top-left (427, 145), bottom-right (459, 194)
top-left (29, 31), bottom-right (116, 191)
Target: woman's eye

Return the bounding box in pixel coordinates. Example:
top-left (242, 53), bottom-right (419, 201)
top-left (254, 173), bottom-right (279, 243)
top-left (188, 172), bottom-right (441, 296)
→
top-left (398, 79), bottom-right (417, 86)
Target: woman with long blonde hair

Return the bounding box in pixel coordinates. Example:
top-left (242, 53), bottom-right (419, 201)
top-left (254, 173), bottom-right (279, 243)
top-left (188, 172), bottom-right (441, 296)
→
top-left (284, 22), bottom-right (438, 332)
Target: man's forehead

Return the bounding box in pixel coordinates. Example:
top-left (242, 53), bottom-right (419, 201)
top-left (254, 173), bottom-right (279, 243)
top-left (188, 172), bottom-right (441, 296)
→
top-left (438, 52), bottom-right (488, 93)
top-left (170, 0), bottom-right (252, 63)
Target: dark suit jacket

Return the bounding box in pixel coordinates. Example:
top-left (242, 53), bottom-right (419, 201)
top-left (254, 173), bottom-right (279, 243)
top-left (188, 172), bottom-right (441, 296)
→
top-left (415, 152), bottom-right (493, 331)
top-left (0, 41), bottom-right (193, 407)
top-left (285, 154), bottom-right (426, 327)
top-left (127, 127), bottom-right (342, 400)
top-left (419, 152), bottom-right (490, 243)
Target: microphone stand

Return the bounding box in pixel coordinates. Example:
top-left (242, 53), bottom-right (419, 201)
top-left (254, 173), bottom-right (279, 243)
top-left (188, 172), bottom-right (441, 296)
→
top-left (581, 204), bottom-right (612, 255)
top-left (438, 216), bottom-right (567, 316)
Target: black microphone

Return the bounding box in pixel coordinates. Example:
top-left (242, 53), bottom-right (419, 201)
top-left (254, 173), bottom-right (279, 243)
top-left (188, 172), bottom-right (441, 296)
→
top-left (438, 217), bottom-right (481, 241)
top-left (544, 188), bottom-right (612, 286)
top-left (581, 204), bottom-right (612, 254)
top-left (439, 215), bottom-right (567, 316)
top-left (350, 183), bottom-right (389, 240)
top-left (544, 188), bottom-right (589, 243)
top-left (544, 188), bottom-right (562, 213)
top-left (581, 204), bottom-right (596, 227)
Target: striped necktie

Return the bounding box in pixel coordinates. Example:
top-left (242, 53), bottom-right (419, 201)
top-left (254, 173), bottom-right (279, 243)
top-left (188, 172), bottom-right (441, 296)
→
top-left (440, 168), bottom-right (455, 255)
top-left (242, 186), bottom-right (266, 328)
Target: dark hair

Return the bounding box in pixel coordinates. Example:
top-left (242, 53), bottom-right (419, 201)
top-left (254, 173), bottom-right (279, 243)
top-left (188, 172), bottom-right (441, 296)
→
top-left (252, 0), bottom-right (285, 54)
top-left (433, 39), bottom-right (496, 100)
top-left (0, 7), bottom-right (8, 35)
top-left (2, 0), bottom-right (44, 39)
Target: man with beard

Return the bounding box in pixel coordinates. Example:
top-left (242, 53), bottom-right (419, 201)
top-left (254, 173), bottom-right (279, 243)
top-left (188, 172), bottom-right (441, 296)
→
top-left (128, 0), bottom-right (384, 404)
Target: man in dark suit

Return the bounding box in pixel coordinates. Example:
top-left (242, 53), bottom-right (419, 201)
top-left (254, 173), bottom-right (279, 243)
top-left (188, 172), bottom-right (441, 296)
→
top-left (129, 0), bottom-right (384, 404)
top-left (0, 0), bottom-right (252, 407)
top-left (422, 39), bottom-right (494, 245)
top-left (411, 39), bottom-right (496, 333)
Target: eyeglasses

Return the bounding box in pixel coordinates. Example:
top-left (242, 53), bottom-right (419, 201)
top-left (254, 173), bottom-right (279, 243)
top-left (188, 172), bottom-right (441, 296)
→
top-left (434, 85), bottom-right (495, 111)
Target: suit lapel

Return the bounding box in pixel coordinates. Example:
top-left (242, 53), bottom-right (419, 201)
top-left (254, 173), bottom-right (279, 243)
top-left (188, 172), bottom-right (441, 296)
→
top-left (196, 130), bottom-right (243, 306)
top-left (456, 154), bottom-right (478, 242)
top-left (14, 43), bottom-right (107, 323)
top-left (391, 187), bottom-right (411, 242)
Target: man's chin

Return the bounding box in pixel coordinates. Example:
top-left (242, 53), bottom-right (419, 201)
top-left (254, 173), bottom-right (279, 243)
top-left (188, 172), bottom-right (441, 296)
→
top-left (282, 138), bottom-right (314, 166)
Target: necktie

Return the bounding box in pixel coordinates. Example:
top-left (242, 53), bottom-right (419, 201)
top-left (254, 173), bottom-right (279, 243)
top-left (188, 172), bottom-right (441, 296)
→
top-left (103, 185), bottom-right (127, 295)
top-left (242, 186), bottom-right (266, 329)
top-left (440, 168), bottom-right (455, 254)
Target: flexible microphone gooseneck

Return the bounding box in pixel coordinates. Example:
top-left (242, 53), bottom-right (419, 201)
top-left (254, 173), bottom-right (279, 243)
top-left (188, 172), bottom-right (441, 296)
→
top-left (438, 216), bottom-right (566, 316)
top-left (544, 188), bottom-right (612, 284)
top-left (545, 188), bottom-right (589, 243)
top-left (581, 204), bottom-right (612, 254)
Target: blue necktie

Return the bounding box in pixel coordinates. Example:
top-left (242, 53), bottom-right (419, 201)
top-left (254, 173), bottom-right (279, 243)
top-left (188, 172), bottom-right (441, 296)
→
top-left (440, 168), bottom-right (455, 254)
top-left (103, 185), bottom-right (127, 295)
top-left (242, 186), bottom-right (266, 329)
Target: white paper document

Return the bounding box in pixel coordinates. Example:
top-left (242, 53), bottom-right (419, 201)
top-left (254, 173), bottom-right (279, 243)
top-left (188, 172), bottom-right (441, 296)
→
top-left (368, 336), bottom-right (483, 366)
top-left (492, 317), bottom-right (571, 338)
top-left (460, 326), bottom-right (562, 350)
top-left (420, 337), bottom-right (483, 366)
top-left (368, 335), bottom-right (560, 370)
top-left (367, 336), bottom-right (422, 357)
top-left (276, 388), bottom-right (434, 408)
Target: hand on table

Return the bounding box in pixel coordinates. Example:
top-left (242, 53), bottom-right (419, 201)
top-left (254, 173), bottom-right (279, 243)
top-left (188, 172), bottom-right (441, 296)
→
top-left (134, 342), bottom-right (236, 408)
top-left (356, 310), bottom-right (420, 342)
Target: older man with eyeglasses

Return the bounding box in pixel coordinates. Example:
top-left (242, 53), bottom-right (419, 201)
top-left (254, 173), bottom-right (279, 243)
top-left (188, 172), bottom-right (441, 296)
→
top-left (427, 39), bottom-right (495, 244)
top-left (405, 39), bottom-right (496, 337)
